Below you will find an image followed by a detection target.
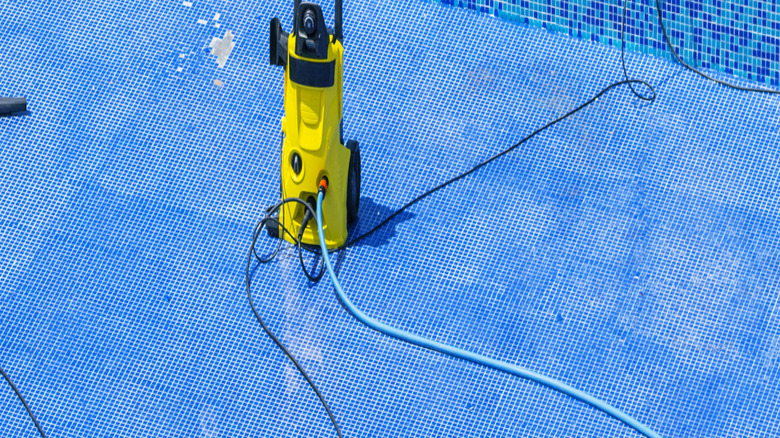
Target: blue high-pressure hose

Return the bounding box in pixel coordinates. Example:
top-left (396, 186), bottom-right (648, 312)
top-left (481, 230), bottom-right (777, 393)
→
top-left (315, 191), bottom-right (663, 438)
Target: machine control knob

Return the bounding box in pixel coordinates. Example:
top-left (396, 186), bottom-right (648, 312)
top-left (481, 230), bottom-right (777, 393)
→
top-left (291, 152), bottom-right (303, 174)
top-left (302, 9), bottom-right (317, 35)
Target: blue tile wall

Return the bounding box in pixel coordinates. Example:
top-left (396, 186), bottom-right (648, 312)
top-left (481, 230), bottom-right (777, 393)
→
top-left (435, 0), bottom-right (780, 86)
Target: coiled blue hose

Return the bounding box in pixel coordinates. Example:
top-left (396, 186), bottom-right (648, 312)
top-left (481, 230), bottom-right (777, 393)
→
top-left (316, 192), bottom-right (663, 438)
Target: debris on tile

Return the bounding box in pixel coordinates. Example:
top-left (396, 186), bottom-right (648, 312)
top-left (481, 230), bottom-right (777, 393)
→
top-left (177, 67), bottom-right (184, 72)
top-left (213, 79), bottom-right (224, 88)
top-left (209, 30), bottom-right (235, 69)
top-left (214, 13), bottom-right (221, 21)
top-left (183, 1), bottom-right (193, 6)
top-left (197, 19), bottom-right (208, 25)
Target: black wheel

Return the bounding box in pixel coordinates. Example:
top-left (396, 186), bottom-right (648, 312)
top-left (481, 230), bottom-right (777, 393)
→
top-left (346, 140), bottom-right (361, 224)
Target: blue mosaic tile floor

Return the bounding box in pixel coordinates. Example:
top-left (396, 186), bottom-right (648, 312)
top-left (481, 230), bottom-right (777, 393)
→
top-left (2, 1), bottom-right (779, 437)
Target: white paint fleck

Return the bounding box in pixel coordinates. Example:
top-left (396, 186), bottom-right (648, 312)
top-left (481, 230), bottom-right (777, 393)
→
top-left (182, 1), bottom-right (193, 6)
top-left (198, 405), bottom-right (220, 438)
top-left (197, 19), bottom-right (208, 25)
top-left (214, 23), bottom-right (221, 28)
top-left (179, 53), bottom-right (187, 59)
top-left (209, 30), bottom-right (235, 69)
top-left (176, 67), bottom-right (183, 72)
top-left (213, 13), bottom-right (221, 21)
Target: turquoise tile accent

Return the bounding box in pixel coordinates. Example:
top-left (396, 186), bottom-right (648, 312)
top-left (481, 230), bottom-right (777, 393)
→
top-left (435, 0), bottom-right (780, 86)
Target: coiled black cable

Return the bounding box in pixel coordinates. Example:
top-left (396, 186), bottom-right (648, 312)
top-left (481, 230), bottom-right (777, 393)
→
top-left (246, 197), bottom-right (342, 438)
top-left (621, 0), bottom-right (656, 101)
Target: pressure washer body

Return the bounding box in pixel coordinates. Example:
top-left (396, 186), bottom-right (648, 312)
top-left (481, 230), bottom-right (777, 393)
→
top-left (270, 0), bottom-right (361, 249)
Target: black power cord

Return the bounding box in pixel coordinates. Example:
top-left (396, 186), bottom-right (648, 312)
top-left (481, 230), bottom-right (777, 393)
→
top-left (246, 197), bottom-right (342, 438)
top-left (1, 367), bottom-right (48, 438)
top-left (337, 0), bottom-right (660, 251)
top-left (248, 77), bottom-right (655, 437)
top-left (654, 0), bottom-right (780, 94)
top-left (295, 0), bottom-right (655, 258)
top-left (2, 199), bottom-right (336, 438)
top-left (337, 82), bottom-right (655, 251)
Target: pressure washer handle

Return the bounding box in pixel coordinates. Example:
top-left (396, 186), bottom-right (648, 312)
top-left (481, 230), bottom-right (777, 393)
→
top-left (334, 0), bottom-right (343, 41)
top-left (270, 17), bottom-right (289, 67)
top-left (294, 0), bottom-right (301, 33)
top-left (294, 0), bottom-right (342, 42)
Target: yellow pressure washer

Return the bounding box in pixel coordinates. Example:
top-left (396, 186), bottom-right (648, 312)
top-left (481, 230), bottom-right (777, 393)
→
top-left (269, 0), bottom-right (361, 249)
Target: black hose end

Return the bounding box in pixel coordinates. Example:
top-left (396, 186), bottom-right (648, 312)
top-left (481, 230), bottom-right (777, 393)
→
top-left (266, 221), bottom-right (280, 239)
top-left (0, 97), bottom-right (27, 116)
